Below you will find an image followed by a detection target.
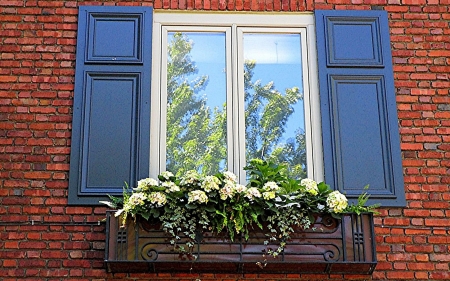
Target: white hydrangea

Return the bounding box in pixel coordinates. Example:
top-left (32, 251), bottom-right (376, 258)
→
top-left (326, 190), bottom-right (348, 213)
top-left (301, 178), bottom-right (319, 195)
top-left (201, 176), bottom-right (220, 192)
top-left (128, 192), bottom-right (146, 206)
top-left (180, 170), bottom-right (201, 185)
top-left (263, 181), bottom-right (280, 191)
top-left (263, 191), bottom-right (276, 200)
top-left (234, 184), bottom-right (247, 193)
top-left (223, 171), bottom-right (237, 183)
top-left (137, 178), bottom-right (159, 191)
top-left (245, 187), bottom-right (261, 200)
top-left (160, 171), bottom-right (174, 180)
top-left (148, 192), bottom-right (167, 207)
top-left (188, 190), bottom-right (209, 204)
top-left (162, 181), bottom-right (180, 193)
top-left (219, 181), bottom-right (236, 200)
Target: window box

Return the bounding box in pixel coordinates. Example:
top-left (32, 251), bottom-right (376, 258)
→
top-left (104, 211), bottom-right (376, 274)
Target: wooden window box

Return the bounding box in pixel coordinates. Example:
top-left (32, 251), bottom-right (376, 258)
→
top-left (104, 211), bottom-right (376, 274)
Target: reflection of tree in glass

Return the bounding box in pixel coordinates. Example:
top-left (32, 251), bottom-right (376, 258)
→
top-left (166, 33), bottom-right (306, 179)
top-left (244, 61), bottom-right (306, 179)
top-left (166, 33), bottom-right (227, 176)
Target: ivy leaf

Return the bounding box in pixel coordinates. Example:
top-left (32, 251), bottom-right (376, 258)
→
top-left (141, 212), bottom-right (150, 220)
top-left (205, 205), bottom-right (216, 212)
top-left (185, 204), bottom-right (197, 209)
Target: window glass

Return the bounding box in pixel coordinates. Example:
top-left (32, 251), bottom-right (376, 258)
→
top-left (165, 32), bottom-right (227, 176)
top-left (243, 33), bottom-right (306, 179)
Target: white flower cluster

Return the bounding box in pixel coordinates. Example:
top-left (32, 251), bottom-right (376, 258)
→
top-left (262, 181), bottom-right (279, 200)
top-left (148, 191), bottom-right (167, 207)
top-left (223, 171), bottom-right (237, 182)
top-left (128, 192), bottom-right (146, 206)
top-left (219, 171), bottom-right (239, 200)
top-left (188, 190), bottom-right (208, 204)
top-left (219, 181), bottom-right (236, 200)
top-left (326, 190), bottom-right (348, 213)
top-left (160, 171), bottom-right (174, 180)
top-left (235, 184), bottom-right (247, 193)
top-left (180, 170), bottom-right (201, 185)
top-left (244, 187), bottom-right (261, 200)
top-left (162, 181), bottom-right (180, 193)
top-left (301, 178), bottom-right (319, 195)
top-left (137, 177), bottom-right (159, 191)
top-left (201, 176), bottom-right (220, 192)
top-left (263, 181), bottom-right (280, 191)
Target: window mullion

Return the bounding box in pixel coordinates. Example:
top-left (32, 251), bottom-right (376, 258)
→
top-left (225, 26), bottom-right (235, 175)
top-left (234, 25), bottom-right (247, 183)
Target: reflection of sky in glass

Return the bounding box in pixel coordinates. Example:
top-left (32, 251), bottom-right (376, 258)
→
top-left (187, 33), bottom-right (227, 110)
top-left (244, 33), bottom-right (304, 144)
top-left (189, 32), bottom-right (305, 136)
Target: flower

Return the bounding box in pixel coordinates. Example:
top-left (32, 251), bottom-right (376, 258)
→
top-left (245, 187), bottom-right (261, 200)
top-left (263, 181), bottom-right (280, 191)
top-left (162, 181), bottom-right (180, 193)
top-left (219, 181), bottom-right (236, 200)
top-left (160, 171), bottom-right (174, 180)
top-left (201, 176), bottom-right (220, 192)
top-left (326, 190), bottom-right (348, 213)
top-left (301, 178), bottom-right (318, 195)
top-left (128, 192), bottom-right (147, 206)
top-left (223, 171), bottom-right (237, 182)
top-left (137, 177), bottom-right (159, 191)
top-left (148, 192), bottom-right (167, 207)
top-left (234, 184), bottom-right (247, 193)
top-left (188, 190), bottom-right (208, 204)
top-left (263, 191), bottom-right (276, 200)
top-left (180, 170), bottom-right (201, 185)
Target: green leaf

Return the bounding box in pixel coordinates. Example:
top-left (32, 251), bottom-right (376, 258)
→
top-left (205, 205), bottom-right (216, 212)
top-left (141, 212), bottom-right (150, 220)
top-left (185, 204), bottom-right (197, 209)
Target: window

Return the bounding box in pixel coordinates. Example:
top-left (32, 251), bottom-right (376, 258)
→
top-left (69, 7), bottom-right (405, 207)
top-left (150, 13), bottom-right (323, 183)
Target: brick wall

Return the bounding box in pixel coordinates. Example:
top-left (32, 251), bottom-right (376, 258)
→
top-left (1, 0), bottom-right (449, 280)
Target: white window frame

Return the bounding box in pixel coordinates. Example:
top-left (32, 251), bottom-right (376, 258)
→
top-left (150, 12), bottom-right (323, 183)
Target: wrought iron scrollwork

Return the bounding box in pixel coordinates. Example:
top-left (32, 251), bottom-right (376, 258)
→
top-left (140, 243), bottom-right (159, 261)
top-left (321, 215), bottom-right (338, 228)
top-left (323, 248), bottom-right (340, 262)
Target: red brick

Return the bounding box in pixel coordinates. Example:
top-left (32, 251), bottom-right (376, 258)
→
top-left (19, 241), bottom-right (46, 249)
top-left (18, 259), bottom-right (46, 268)
top-left (425, 219), bottom-right (450, 227)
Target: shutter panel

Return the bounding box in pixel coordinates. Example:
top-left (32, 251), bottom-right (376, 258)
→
top-left (68, 6), bottom-right (152, 205)
top-left (315, 10), bottom-right (406, 207)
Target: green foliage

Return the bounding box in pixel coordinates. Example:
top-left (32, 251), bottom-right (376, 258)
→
top-left (102, 160), bottom-right (379, 259)
top-left (345, 185), bottom-right (381, 215)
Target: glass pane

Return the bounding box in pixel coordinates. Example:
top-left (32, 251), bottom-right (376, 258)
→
top-left (243, 33), bottom-right (306, 179)
top-left (166, 32), bottom-right (227, 176)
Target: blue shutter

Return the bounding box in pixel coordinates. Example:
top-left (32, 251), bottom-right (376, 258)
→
top-left (68, 6), bottom-right (152, 205)
top-left (315, 10), bottom-right (406, 207)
